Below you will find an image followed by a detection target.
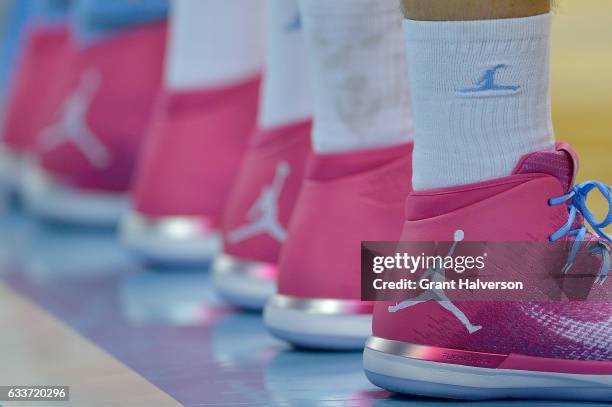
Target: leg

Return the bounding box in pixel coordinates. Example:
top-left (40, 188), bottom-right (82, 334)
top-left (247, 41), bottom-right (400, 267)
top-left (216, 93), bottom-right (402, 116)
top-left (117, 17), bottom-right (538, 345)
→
top-left (39, 124), bottom-right (67, 151)
top-left (388, 299), bottom-right (426, 313)
top-left (165, 0), bottom-right (266, 90)
top-left (368, 3), bottom-right (612, 400)
top-left (270, 161), bottom-right (291, 192)
top-left (268, 222), bottom-right (288, 242)
top-left (298, 0), bottom-right (413, 153)
top-left (259, 0), bottom-right (313, 130)
top-left (75, 129), bottom-right (111, 169)
top-left (438, 301), bottom-right (482, 334)
top-left (264, 0), bottom-right (415, 350)
top-left (400, 0), bottom-right (550, 21)
top-left (227, 222), bottom-right (264, 243)
top-left (400, 0), bottom-right (554, 190)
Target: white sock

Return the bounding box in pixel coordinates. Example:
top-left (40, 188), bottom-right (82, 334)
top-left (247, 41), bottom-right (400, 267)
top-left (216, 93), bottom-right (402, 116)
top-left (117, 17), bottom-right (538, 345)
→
top-left (165, 0), bottom-right (266, 91)
top-left (404, 14), bottom-right (555, 191)
top-left (258, 0), bottom-right (312, 130)
top-left (298, 0), bottom-right (413, 154)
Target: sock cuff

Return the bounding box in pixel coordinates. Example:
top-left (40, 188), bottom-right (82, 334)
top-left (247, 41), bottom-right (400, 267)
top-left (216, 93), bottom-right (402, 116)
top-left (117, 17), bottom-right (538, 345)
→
top-left (403, 12), bottom-right (551, 42)
top-left (301, 0), bottom-right (413, 153)
top-left (402, 12), bottom-right (552, 96)
top-left (404, 12), bottom-right (554, 190)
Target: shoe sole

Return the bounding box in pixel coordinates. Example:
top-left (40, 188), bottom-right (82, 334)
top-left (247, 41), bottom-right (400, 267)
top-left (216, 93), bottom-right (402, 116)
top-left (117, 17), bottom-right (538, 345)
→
top-left (264, 294), bottom-right (372, 350)
top-left (211, 254), bottom-right (276, 311)
top-left (120, 210), bottom-right (221, 266)
top-left (0, 143), bottom-right (23, 193)
top-left (364, 344), bottom-right (612, 401)
top-left (20, 159), bottom-right (128, 226)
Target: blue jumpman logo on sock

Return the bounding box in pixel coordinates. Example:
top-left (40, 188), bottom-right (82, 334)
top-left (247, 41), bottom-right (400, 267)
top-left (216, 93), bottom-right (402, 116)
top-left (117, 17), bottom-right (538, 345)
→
top-left (459, 64), bottom-right (520, 93)
top-left (284, 12), bottom-right (301, 32)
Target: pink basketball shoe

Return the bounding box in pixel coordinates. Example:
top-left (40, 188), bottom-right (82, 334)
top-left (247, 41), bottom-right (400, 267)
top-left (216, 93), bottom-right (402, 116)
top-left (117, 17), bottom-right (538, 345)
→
top-left (364, 143), bottom-right (612, 401)
top-left (212, 120), bottom-right (312, 310)
top-left (120, 76), bottom-right (261, 264)
top-left (0, 23), bottom-right (71, 191)
top-left (21, 22), bottom-right (166, 225)
top-left (264, 143), bottom-right (413, 349)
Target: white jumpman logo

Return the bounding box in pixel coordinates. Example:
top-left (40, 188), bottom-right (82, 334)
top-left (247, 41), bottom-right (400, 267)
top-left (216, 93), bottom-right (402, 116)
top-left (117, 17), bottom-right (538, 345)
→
top-left (39, 68), bottom-right (111, 169)
top-left (227, 161), bottom-right (291, 243)
top-left (388, 230), bottom-right (483, 334)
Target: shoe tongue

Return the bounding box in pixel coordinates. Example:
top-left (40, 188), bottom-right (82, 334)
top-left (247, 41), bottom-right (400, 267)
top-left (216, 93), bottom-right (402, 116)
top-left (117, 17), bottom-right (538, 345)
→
top-left (513, 142), bottom-right (579, 193)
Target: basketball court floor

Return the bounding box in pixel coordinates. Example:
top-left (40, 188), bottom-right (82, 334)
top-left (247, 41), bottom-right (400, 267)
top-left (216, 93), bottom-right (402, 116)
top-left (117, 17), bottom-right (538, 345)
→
top-left (0, 1), bottom-right (610, 406)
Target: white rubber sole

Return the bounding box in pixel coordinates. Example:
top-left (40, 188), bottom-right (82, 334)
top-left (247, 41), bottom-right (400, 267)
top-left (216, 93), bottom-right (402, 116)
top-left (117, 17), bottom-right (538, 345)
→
top-left (120, 210), bottom-right (221, 266)
top-left (211, 254), bottom-right (276, 311)
top-left (264, 295), bottom-right (372, 350)
top-left (0, 144), bottom-right (23, 192)
top-left (364, 346), bottom-right (612, 401)
top-left (20, 160), bottom-right (129, 226)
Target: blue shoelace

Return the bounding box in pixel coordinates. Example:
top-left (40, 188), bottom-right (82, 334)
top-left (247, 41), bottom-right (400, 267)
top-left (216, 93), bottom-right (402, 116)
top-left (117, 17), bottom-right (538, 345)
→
top-left (549, 180), bottom-right (612, 284)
